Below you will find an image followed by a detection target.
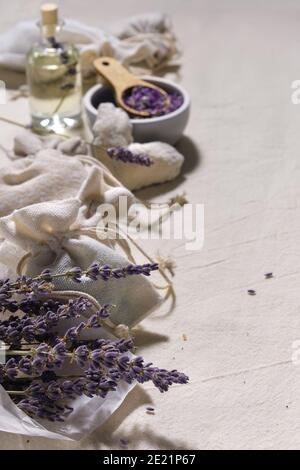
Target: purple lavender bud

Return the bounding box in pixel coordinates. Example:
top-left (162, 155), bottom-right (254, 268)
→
top-left (67, 267), bottom-right (82, 282)
top-left (85, 381), bottom-right (98, 397)
top-left (22, 325), bottom-right (35, 341)
top-left (35, 343), bottom-right (50, 360)
top-left (61, 380), bottom-right (76, 398)
top-left (108, 370), bottom-right (122, 381)
top-left (46, 381), bottom-right (63, 401)
top-left (18, 357), bottom-right (33, 375)
top-left (86, 368), bottom-right (101, 381)
top-left (32, 357), bottom-right (45, 374)
top-left (5, 358), bottom-right (18, 380)
top-left (103, 351), bottom-right (118, 368)
top-left (64, 321), bottom-right (86, 343)
top-left (86, 314), bottom-right (101, 329)
top-left (71, 378), bottom-right (86, 395)
top-left (45, 311), bottom-right (58, 323)
top-left (115, 339), bottom-right (134, 353)
top-left (86, 263), bottom-right (100, 280)
top-left (66, 297), bottom-right (92, 316)
top-left (18, 398), bottom-right (39, 416)
top-left (93, 338), bottom-right (111, 350)
top-left (64, 326), bottom-right (78, 342)
top-left (90, 349), bottom-right (102, 360)
top-left (73, 345), bottom-right (89, 368)
top-left (27, 382), bottom-right (44, 397)
top-left (75, 323), bottom-right (85, 336)
top-left (98, 305), bottom-right (111, 319)
top-left (52, 342), bottom-right (67, 361)
top-left (111, 268), bottom-right (124, 279)
top-left (118, 355), bottom-right (130, 371)
top-left (98, 264), bottom-right (111, 281)
top-left (86, 304), bottom-right (110, 328)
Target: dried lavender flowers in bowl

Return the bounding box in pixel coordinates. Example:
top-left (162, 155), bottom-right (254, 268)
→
top-left (122, 85), bottom-right (184, 117)
top-left (84, 76), bottom-right (190, 145)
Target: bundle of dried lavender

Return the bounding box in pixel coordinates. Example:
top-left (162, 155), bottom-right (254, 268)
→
top-left (0, 262), bottom-right (188, 422)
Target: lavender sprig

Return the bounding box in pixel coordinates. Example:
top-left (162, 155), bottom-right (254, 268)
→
top-left (0, 277), bottom-right (56, 313)
top-left (17, 397), bottom-right (72, 422)
top-left (0, 297), bottom-right (94, 345)
top-left (40, 262), bottom-right (159, 283)
top-left (10, 375), bottom-right (118, 401)
top-left (0, 263), bottom-right (158, 313)
top-left (0, 340), bottom-right (120, 382)
top-left (107, 147), bottom-right (153, 167)
top-left (7, 355), bottom-right (188, 421)
top-left (1, 337), bottom-right (188, 395)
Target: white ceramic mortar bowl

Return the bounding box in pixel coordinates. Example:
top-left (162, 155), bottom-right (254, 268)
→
top-left (83, 76), bottom-right (190, 145)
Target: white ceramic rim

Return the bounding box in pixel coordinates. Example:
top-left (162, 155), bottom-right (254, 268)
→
top-left (83, 75), bottom-right (190, 124)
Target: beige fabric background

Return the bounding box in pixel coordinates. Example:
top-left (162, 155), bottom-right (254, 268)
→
top-left (1, 0), bottom-right (300, 450)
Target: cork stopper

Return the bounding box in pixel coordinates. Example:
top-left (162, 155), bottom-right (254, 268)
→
top-left (41, 3), bottom-right (58, 25)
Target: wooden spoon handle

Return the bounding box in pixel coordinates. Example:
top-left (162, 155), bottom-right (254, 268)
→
top-left (93, 57), bottom-right (136, 98)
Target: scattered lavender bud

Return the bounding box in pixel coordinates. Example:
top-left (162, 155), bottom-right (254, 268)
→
top-left (265, 272), bottom-right (273, 279)
top-left (247, 289), bottom-right (256, 296)
top-left (120, 438), bottom-right (129, 448)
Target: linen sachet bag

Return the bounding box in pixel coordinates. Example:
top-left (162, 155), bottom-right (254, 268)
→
top-left (0, 151), bottom-right (162, 328)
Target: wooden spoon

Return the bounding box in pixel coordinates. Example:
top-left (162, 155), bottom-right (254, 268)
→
top-left (93, 57), bottom-right (170, 118)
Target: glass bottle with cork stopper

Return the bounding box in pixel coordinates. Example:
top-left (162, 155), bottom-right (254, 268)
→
top-left (26, 3), bottom-right (82, 132)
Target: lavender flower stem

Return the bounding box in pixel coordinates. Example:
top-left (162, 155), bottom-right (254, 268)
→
top-left (6, 350), bottom-right (33, 356)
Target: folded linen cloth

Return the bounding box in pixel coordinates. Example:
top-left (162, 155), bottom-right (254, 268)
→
top-left (0, 13), bottom-right (178, 75)
top-left (0, 138), bottom-right (94, 217)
